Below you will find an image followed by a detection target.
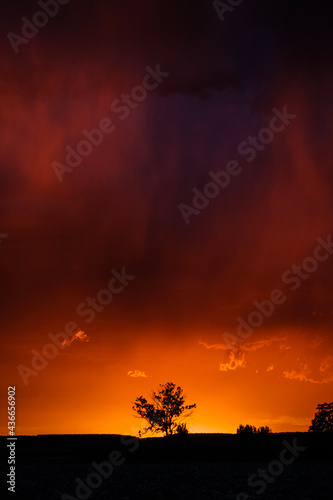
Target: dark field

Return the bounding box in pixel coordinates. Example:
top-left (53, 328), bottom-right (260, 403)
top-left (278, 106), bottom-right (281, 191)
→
top-left (8, 462), bottom-right (333, 500)
top-left (1, 433), bottom-right (332, 499)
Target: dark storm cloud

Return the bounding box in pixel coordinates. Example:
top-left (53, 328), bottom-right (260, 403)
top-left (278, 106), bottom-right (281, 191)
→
top-left (0, 0), bottom-right (333, 348)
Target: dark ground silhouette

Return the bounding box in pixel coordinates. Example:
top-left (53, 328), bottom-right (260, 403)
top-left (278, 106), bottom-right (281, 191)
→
top-left (1, 433), bottom-right (332, 499)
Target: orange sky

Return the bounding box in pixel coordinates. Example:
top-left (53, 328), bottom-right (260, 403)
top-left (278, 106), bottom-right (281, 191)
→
top-left (1, 0), bottom-right (333, 436)
top-left (2, 323), bottom-right (333, 435)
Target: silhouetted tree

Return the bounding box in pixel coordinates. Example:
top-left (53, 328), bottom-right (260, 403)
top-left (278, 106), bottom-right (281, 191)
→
top-left (132, 382), bottom-right (196, 437)
top-left (237, 424), bottom-right (272, 434)
top-left (309, 402), bottom-right (333, 432)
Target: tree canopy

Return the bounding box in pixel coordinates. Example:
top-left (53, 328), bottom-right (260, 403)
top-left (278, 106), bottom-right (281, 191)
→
top-left (132, 382), bottom-right (196, 436)
top-left (308, 402), bottom-right (333, 432)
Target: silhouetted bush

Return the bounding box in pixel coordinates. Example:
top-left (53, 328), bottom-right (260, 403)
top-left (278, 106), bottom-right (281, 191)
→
top-left (237, 424), bottom-right (272, 435)
top-left (176, 423), bottom-right (189, 435)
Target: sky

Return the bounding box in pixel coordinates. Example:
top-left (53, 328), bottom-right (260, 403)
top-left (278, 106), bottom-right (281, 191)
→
top-left (1, 0), bottom-right (333, 436)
